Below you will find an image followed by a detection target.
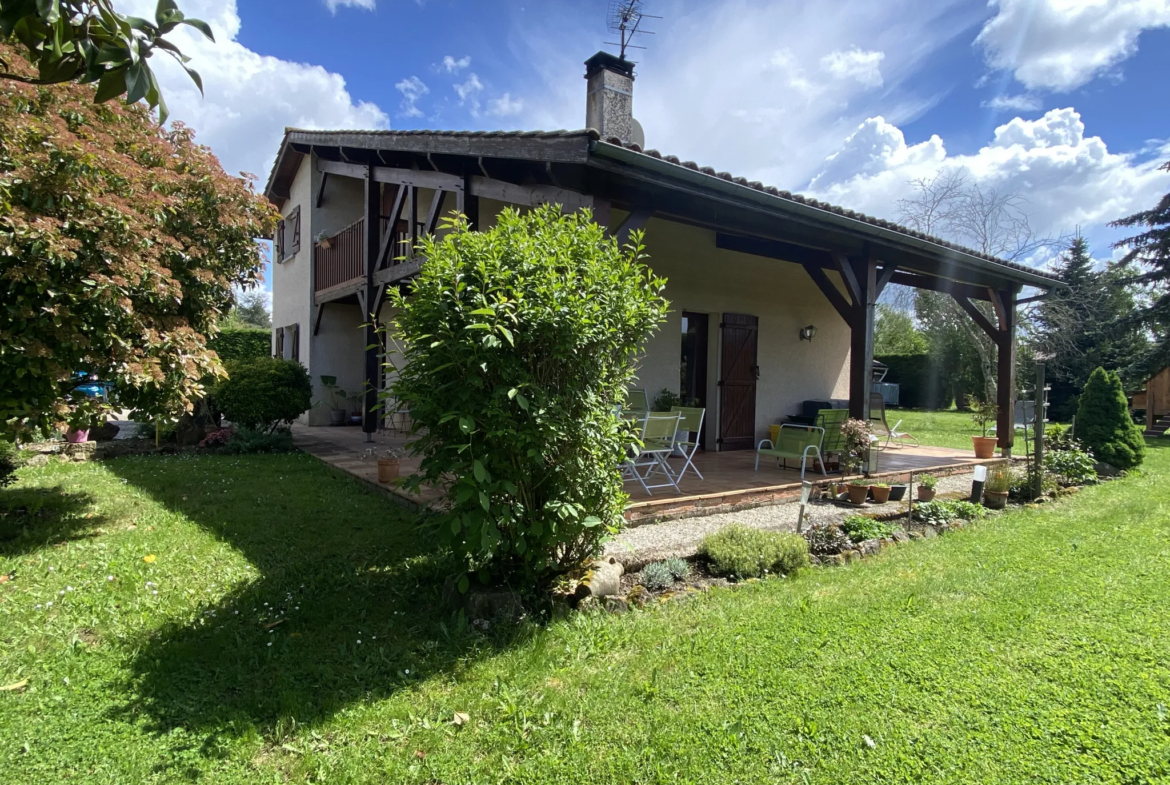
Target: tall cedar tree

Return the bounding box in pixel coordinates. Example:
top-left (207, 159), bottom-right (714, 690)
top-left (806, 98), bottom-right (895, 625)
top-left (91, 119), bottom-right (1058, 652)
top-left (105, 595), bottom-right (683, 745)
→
top-left (1111, 161), bottom-right (1170, 370)
top-left (0, 41), bottom-right (277, 440)
top-left (1036, 236), bottom-right (1148, 419)
top-left (1076, 367), bottom-right (1145, 470)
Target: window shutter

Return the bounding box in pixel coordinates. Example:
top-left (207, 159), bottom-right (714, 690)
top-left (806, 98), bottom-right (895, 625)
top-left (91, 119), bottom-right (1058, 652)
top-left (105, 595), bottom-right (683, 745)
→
top-left (291, 324), bottom-right (300, 362)
top-left (289, 206), bottom-right (301, 256)
top-left (275, 327), bottom-right (284, 358)
top-left (274, 218), bottom-right (285, 262)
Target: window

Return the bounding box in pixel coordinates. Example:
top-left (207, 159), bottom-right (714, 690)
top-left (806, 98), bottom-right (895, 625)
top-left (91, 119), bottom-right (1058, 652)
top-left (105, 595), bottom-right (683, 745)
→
top-left (290, 324), bottom-right (300, 362)
top-left (275, 327), bottom-right (284, 358)
top-left (275, 205), bottom-right (301, 263)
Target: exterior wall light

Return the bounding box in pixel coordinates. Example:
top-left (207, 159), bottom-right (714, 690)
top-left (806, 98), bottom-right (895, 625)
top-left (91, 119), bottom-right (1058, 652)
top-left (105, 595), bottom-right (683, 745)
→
top-left (799, 325), bottom-right (817, 342)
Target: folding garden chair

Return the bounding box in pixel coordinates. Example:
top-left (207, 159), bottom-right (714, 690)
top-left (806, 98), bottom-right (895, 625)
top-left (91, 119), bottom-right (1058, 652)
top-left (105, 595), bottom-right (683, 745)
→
top-left (869, 392), bottom-right (918, 449)
top-left (628, 412), bottom-right (682, 495)
top-left (669, 406), bottom-right (706, 481)
top-left (625, 387), bottom-right (649, 414)
top-left (815, 408), bottom-right (849, 470)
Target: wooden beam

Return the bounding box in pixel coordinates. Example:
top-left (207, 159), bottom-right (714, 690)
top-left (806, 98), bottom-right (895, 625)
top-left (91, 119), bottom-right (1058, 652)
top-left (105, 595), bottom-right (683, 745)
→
top-left (362, 167), bottom-right (381, 435)
top-left (613, 207), bottom-right (652, 246)
top-left (875, 264), bottom-right (898, 298)
top-left (848, 254), bottom-right (877, 422)
top-left (887, 271), bottom-right (992, 301)
top-left (714, 233), bottom-right (833, 269)
top-left (951, 294), bottom-right (1001, 341)
top-left (316, 158), bottom-right (464, 192)
top-left (373, 259), bottom-right (423, 287)
top-left (468, 176), bottom-right (592, 212)
top-left (462, 173), bottom-right (479, 230)
top-left (832, 251), bottom-right (861, 307)
top-left (802, 262), bottom-right (853, 323)
top-left (996, 289), bottom-right (1018, 453)
top-left (312, 303), bottom-right (325, 336)
top-left (315, 172), bottom-right (329, 208)
top-left (313, 279), bottom-right (363, 305)
top-left (987, 288), bottom-right (1008, 330)
top-left (376, 185), bottom-right (406, 269)
top-left (424, 189), bottom-right (445, 236)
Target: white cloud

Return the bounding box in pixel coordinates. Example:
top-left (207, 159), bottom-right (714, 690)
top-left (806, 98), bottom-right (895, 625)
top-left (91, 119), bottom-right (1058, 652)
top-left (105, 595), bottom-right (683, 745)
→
top-left (487, 93), bottom-right (524, 117)
top-left (820, 48), bottom-right (886, 88)
top-left (118, 0), bottom-right (387, 182)
top-left (325, 0), bottom-right (375, 11)
top-left (454, 73), bottom-right (484, 103)
top-left (807, 108), bottom-right (1170, 249)
top-left (976, 0), bottom-right (1170, 91)
top-left (442, 55), bottom-right (472, 73)
top-left (983, 93), bottom-right (1043, 112)
top-left (396, 76), bottom-right (429, 118)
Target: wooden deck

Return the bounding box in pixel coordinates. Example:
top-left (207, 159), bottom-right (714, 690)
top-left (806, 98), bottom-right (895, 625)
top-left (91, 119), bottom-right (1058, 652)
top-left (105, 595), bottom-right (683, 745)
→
top-left (291, 424), bottom-right (996, 524)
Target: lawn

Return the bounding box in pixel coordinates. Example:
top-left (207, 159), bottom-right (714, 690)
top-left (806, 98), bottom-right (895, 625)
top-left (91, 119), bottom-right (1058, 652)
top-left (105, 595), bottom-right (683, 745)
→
top-left (2, 446), bottom-right (1169, 783)
top-left (893, 407), bottom-right (989, 450)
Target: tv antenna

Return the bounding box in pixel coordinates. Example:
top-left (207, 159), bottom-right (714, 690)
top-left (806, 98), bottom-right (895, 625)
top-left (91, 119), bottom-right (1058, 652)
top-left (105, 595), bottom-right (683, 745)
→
top-left (605, 0), bottom-right (659, 60)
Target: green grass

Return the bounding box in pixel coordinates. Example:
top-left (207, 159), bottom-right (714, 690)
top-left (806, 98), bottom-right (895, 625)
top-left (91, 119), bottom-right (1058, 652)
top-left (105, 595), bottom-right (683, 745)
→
top-left (892, 408), bottom-right (983, 449)
top-left (3, 446), bottom-right (1170, 783)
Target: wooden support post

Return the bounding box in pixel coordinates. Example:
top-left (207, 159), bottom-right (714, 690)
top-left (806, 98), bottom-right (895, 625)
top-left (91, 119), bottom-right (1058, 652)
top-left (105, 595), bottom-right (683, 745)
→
top-left (462, 173), bottom-right (479, 230)
top-left (848, 254), bottom-right (877, 421)
top-left (995, 289), bottom-right (1017, 455)
top-left (361, 167), bottom-right (381, 436)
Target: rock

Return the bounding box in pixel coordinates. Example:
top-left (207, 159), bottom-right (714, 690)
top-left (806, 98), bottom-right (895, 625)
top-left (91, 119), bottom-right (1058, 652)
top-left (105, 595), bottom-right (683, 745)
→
top-left (808, 554), bottom-right (822, 566)
top-left (858, 540), bottom-right (880, 557)
top-left (908, 531), bottom-right (924, 540)
top-left (878, 538), bottom-right (893, 549)
top-left (602, 597), bottom-right (629, 614)
top-left (1094, 461), bottom-right (1122, 478)
top-left (574, 557), bottom-right (624, 600)
top-left (626, 585), bottom-right (649, 608)
top-left (920, 527), bottom-right (938, 539)
top-left (844, 550), bottom-right (860, 563)
top-left (892, 530), bottom-right (910, 543)
top-left (825, 554), bottom-right (846, 567)
top-left (61, 442), bottom-right (96, 462)
top-left (576, 596), bottom-right (598, 611)
top-left (25, 453), bottom-right (49, 467)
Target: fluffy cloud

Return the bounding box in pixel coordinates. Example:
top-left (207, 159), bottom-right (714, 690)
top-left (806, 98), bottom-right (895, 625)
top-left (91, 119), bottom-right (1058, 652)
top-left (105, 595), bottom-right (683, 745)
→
top-left (976, 0), bottom-right (1170, 91)
top-left (396, 76), bottom-right (429, 118)
top-left (118, 0), bottom-right (387, 182)
top-left (820, 48), bottom-right (885, 87)
top-left (442, 55), bottom-right (472, 73)
top-left (983, 93), bottom-right (1043, 112)
top-left (487, 93), bottom-right (524, 117)
top-left (325, 0), bottom-right (375, 12)
top-left (808, 108), bottom-right (1170, 248)
top-left (454, 73), bottom-right (484, 104)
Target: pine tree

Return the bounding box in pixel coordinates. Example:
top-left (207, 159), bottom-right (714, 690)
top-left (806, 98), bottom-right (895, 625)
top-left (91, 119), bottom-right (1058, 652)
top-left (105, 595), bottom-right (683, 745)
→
top-left (1076, 367), bottom-right (1145, 470)
top-left (1111, 161), bottom-right (1170, 369)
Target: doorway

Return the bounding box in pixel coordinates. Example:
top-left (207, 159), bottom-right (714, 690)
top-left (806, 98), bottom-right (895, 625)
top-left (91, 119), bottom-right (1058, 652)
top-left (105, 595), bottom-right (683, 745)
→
top-left (718, 313), bottom-right (758, 451)
top-left (680, 311), bottom-right (709, 449)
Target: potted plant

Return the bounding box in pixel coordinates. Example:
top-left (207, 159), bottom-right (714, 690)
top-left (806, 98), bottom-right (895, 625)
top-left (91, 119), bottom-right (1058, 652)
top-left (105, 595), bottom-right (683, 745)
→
top-left (887, 482), bottom-right (908, 502)
top-left (315, 230), bottom-right (332, 250)
top-left (917, 473), bottom-right (938, 501)
top-left (846, 481), bottom-right (870, 505)
top-left (869, 482), bottom-right (891, 504)
top-left (375, 447), bottom-right (404, 484)
top-left (840, 418), bottom-right (874, 476)
top-left (348, 392), bottom-right (364, 425)
top-left (315, 375), bottom-right (348, 426)
top-left (968, 395), bottom-right (999, 459)
top-left (984, 466), bottom-right (1010, 509)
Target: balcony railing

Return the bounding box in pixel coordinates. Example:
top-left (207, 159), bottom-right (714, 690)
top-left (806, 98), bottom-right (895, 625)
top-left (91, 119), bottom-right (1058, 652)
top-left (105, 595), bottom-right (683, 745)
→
top-left (313, 216), bottom-right (417, 294)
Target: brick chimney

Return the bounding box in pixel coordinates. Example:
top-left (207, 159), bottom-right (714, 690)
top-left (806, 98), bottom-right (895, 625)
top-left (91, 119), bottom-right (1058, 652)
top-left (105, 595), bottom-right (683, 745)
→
top-left (585, 51), bottom-right (638, 145)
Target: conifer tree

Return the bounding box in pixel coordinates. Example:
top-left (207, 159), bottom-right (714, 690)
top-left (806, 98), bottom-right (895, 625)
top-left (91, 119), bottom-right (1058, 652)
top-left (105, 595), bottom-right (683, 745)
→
top-left (1076, 367), bottom-right (1145, 470)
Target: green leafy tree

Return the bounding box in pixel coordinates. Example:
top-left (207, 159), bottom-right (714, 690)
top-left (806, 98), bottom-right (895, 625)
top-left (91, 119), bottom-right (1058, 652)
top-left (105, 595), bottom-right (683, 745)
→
top-left (213, 358), bottom-right (311, 433)
top-left (225, 290), bottom-right (272, 330)
top-left (1111, 161), bottom-right (1170, 371)
top-left (0, 0), bottom-right (210, 122)
top-left (1076, 367), bottom-right (1145, 470)
top-left (874, 303), bottom-right (927, 355)
top-left (914, 289), bottom-right (985, 408)
top-left (389, 206), bottom-right (668, 587)
top-left (0, 41), bottom-right (277, 441)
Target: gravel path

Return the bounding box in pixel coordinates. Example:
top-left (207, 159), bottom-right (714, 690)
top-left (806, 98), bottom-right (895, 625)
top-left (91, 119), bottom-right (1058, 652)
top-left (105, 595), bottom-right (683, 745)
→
top-left (604, 470), bottom-right (978, 567)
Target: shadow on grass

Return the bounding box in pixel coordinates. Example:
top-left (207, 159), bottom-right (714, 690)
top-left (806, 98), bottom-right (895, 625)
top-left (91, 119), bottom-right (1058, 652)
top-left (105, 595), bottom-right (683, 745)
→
top-left (105, 453), bottom-right (537, 742)
top-left (0, 484), bottom-right (105, 556)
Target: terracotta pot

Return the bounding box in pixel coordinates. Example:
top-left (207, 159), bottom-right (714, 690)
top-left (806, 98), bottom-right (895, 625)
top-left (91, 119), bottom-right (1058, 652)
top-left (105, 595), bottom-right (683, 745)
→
top-left (65, 429), bottom-right (89, 443)
top-left (377, 458), bottom-right (400, 483)
top-left (846, 483), bottom-right (869, 505)
top-left (870, 485), bottom-right (892, 504)
top-left (983, 489), bottom-right (1008, 510)
top-left (971, 436), bottom-right (998, 459)
top-left (917, 486), bottom-right (937, 502)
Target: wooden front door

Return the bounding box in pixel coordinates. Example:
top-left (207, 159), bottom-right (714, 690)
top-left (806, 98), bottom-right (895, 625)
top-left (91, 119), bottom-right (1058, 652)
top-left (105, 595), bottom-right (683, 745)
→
top-left (718, 313), bottom-right (758, 451)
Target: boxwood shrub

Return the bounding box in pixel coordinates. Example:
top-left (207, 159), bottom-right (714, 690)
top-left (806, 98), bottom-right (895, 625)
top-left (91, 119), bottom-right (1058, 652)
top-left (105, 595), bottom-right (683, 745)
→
top-left (214, 358), bottom-right (311, 433)
top-left (699, 524), bottom-right (809, 579)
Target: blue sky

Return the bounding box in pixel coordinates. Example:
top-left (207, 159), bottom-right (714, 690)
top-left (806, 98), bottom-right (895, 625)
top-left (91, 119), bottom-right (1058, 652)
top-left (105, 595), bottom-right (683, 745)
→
top-left (126, 0), bottom-right (1170, 296)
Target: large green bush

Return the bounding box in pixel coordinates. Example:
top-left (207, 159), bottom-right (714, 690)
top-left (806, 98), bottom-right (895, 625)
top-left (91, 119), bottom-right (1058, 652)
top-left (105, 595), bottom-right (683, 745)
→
top-left (209, 328), bottom-right (271, 363)
top-left (390, 206), bottom-right (668, 587)
top-left (1076, 367), bottom-right (1145, 470)
top-left (0, 440), bottom-right (23, 488)
top-left (699, 524), bottom-right (809, 579)
top-left (213, 358), bottom-right (311, 433)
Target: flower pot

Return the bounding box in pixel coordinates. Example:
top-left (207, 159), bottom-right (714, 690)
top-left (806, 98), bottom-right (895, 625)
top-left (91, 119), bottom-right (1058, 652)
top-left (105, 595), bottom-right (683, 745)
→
top-left (887, 484), bottom-right (907, 502)
top-left (329, 409), bottom-right (347, 426)
top-left (869, 485), bottom-right (892, 504)
top-left (917, 486), bottom-right (936, 502)
top-left (983, 489), bottom-right (1008, 510)
top-left (349, 413), bottom-right (363, 425)
top-left (846, 483), bottom-right (869, 505)
top-left (65, 429), bottom-right (89, 443)
top-left (377, 458), bottom-right (400, 483)
top-left (971, 436), bottom-right (998, 459)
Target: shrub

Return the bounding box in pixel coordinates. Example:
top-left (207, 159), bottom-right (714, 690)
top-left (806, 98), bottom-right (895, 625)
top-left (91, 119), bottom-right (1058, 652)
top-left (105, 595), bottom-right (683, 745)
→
top-left (840, 515), bottom-right (896, 543)
top-left (803, 524), bottom-right (852, 556)
top-left (389, 206), bottom-right (669, 587)
top-left (0, 440), bottom-right (24, 488)
top-left (661, 557), bottom-right (690, 581)
top-left (986, 466), bottom-right (1011, 494)
top-left (651, 388), bottom-right (683, 411)
top-left (919, 473), bottom-right (938, 491)
top-left (968, 396), bottom-right (999, 437)
top-left (640, 561), bottom-right (675, 591)
top-left (1009, 466), bottom-right (1057, 500)
top-left (1076, 367), bottom-right (1145, 470)
top-left (199, 426), bottom-right (236, 448)
top-left (220, 427), bottom-right (295, 455)
top-left (1045, 423), bottom-right (1080, 452)
top-left (1046, 448), bottom-right (1098, 486)
top-left (914, 500), bottom-right (956, 526)
top-left (209, 328), bottom-right (271, 363)
top-left (947, 500), bottom-right (987, 520)
top-left (699, 524), bottom-right (809, 579)
top-left (214, 358), bottom-right (311, 433)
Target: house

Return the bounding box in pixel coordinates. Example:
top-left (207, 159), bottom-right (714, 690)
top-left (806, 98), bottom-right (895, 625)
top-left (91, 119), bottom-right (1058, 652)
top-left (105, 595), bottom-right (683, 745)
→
top-left (1131, 367), bottom-right (1170, 435)
top-left (264, 50), bottom-right (1062, 458)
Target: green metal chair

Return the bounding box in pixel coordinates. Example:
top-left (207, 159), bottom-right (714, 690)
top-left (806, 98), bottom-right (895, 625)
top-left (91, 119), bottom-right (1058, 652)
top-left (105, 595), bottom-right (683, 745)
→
top-left (625, 387), bottom-right (649, 413)
top-left (755, 424), bottom-right (827, 479)
top-left (669, 406), bottom-right (706, 481)
top-left (628, 412), bottom-right (682, 495)
top-left (816, 408), bottom-right (849, 467)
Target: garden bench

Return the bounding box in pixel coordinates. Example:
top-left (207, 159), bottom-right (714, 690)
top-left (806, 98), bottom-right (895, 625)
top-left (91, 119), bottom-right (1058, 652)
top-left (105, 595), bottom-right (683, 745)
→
top-left (755, 423), bottom-right (827, 479)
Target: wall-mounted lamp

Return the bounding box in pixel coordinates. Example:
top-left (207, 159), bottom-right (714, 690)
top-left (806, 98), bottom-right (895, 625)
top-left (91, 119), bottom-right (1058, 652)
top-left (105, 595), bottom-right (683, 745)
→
top-left (799, 324), bottom-right (818, 342)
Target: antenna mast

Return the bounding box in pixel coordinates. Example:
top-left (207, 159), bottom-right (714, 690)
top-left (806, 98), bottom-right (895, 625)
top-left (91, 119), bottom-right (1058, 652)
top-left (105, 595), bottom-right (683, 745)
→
top-left (605, 1), bottom-right (660, 60)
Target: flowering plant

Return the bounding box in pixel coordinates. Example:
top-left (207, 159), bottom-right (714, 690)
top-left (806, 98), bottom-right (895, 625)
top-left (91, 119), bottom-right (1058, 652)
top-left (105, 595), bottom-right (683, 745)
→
top-left (199, 427), bottom-right (236, 448)
top-left (840, 418), bottom-right (873, 472)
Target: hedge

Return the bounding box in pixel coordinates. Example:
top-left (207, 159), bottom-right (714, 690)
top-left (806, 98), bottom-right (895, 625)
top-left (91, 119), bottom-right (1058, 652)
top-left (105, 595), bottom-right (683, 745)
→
top-left (209, 328), bottom-right (271, 363)
top-left (875, 354), bottom-right (953, 409)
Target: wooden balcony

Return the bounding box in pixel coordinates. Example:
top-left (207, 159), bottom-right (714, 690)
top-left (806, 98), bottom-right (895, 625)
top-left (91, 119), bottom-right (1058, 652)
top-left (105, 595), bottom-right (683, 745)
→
top-left (313, 216), bottom-right (419, 299)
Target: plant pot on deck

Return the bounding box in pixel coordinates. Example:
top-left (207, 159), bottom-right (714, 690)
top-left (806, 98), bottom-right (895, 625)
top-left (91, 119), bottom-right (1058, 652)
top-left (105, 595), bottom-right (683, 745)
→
top-left (983, 490), bottom-right (1008, 510)
top-left (846, 483), bottom-right (869, 505)
top-left (377, 458), bottom-right (401, 484)
top-left (329, 409), bottom-right (347, 426)
top-left (869, 485), bottom-right (892, 504)
top-left (971, 436), bottom-right (998, 459)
